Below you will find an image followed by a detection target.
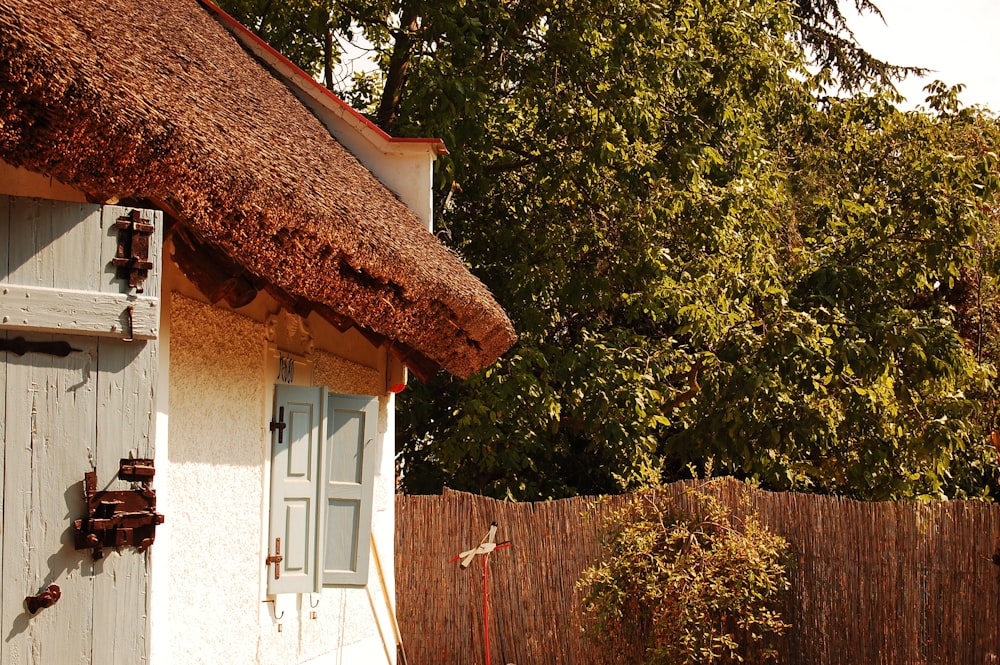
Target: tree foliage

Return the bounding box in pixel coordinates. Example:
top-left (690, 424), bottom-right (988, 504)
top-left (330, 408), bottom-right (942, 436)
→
top-left (216, 0), bottom-right (1000, 501)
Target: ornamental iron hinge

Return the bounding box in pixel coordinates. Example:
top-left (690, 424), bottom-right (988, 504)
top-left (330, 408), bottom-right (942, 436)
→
top-left (270, 406), bottom-right (287, 443)
top-left (111, 209), bottom-right (155, 292)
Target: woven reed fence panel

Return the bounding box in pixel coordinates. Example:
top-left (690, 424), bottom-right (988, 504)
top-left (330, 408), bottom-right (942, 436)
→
top-left (395, 479), bottom-right (1000, 665)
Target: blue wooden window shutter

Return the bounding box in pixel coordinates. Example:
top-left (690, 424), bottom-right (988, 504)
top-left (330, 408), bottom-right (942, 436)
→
top-left (321, 393), bottom-right (378, 587)
top-left (268, 385), bottom-right (326, 594)
top-left (268, 387), bottom-right (377, 593)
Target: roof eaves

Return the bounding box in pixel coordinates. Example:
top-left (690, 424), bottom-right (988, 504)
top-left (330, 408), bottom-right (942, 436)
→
top-left (197, 0), bottom-right (448, 157)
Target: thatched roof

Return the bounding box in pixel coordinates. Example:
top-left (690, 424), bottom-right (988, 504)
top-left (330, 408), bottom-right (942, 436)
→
top-left (0, 0), bottom-right (516, 379)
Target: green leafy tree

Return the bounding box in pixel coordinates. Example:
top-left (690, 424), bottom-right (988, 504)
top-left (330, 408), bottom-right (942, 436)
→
top-left (390, 4), bottom-right (1000, 500)
top-left (217, 0), bottom-right (380, 89)
top-left (216, 0), bottom-right (1000, 500)
top-left (671, 87), bottom-right (1000, 499)
top-left (396, 0), bottom-right (812, 499)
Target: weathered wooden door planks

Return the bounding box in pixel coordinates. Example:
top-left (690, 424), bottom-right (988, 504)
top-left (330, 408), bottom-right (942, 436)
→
top-left (91, 336), bottom-right (157, 665)
top-left (2, 338), bottom-right (99, 664)
top-left (1, 196), bottom-right (160, 664)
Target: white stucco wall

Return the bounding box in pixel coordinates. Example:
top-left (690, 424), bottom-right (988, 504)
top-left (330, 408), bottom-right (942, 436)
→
top-left (152, 293), bottom-right (398, 665)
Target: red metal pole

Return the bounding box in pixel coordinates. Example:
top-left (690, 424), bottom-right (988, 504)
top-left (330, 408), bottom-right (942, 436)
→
top-left (483, 554), bottom-right (491, 665)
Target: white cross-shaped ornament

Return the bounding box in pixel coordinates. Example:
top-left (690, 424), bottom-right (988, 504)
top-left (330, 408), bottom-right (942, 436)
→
top-left (456, 522), bottom-right (500, 568)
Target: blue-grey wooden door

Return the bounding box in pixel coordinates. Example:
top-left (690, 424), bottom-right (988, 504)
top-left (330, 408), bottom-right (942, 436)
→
top-left (1, 196), bottom-right (160, 664)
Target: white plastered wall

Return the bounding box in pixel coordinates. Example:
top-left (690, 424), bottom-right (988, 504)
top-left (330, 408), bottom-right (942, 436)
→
top-left (150, 288), bottom-right (399, 665)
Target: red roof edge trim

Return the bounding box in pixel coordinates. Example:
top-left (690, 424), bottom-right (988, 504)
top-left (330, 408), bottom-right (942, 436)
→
top-left (197, 0), bottom-right (449, 156)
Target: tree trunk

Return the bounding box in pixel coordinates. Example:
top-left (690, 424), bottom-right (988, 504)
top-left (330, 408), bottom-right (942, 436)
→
top-left (376, 7), bottom-right (420, 132)
top-left (324, 25), bottom-right (334, 90)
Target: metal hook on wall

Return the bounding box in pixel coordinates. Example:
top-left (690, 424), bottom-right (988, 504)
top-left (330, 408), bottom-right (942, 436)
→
top-left (262, 599), bottom-right (284, 621)
top-left (308, 593), bottom-right (321, 619)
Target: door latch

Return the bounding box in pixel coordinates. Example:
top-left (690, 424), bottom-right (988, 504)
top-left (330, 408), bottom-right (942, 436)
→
top-left (25, 585), bottom-right (61, 614)
top-left (266, 538), bottom-right (283, 579)
top-left (73, 459), bottom-right (164, 559)
top-left (269, 407), bottom-right (287, 443)
top-left (0, 336), bottom-right (81, 357)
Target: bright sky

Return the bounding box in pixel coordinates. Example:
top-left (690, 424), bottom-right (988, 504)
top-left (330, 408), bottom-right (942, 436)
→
top-left (847, 0), bottom-right (1000, 112)
top-left (330, 4), bottom-right (1000, 112)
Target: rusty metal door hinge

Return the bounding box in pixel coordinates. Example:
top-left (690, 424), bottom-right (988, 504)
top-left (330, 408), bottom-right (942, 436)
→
top-left (111, 209), bottom-right (155, 292)
top-left (266, 538), bottom-right (283, 579)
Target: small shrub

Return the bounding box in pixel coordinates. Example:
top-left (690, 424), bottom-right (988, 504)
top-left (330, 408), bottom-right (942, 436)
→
top-left (578, 481), bottom-right (791, 664)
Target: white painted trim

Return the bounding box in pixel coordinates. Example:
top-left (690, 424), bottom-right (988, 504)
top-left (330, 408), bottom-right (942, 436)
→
top-left (0, 284), bottom-right (159, 339)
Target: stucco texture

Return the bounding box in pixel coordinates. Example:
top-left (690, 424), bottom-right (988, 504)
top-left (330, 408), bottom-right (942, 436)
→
top-left (164, 294), bottom-right (392, 664)
top-left (167, 294), bottom-right (266, 663)
top-left (313, 348), bottom-right (381, 397)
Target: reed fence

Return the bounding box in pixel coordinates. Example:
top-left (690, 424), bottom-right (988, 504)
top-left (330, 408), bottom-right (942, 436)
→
top-left (395, 478), bottom-right (1000, 665)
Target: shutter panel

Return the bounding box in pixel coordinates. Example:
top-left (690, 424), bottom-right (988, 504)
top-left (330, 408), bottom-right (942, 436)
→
top-left (268, 385), bottom-right (326, 594)
top-left (321, 394), bottom-right (378, 587)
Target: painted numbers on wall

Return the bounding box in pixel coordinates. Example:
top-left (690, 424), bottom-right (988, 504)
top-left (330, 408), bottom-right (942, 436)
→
top-left (277, 353), bottom-right (295, 384)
